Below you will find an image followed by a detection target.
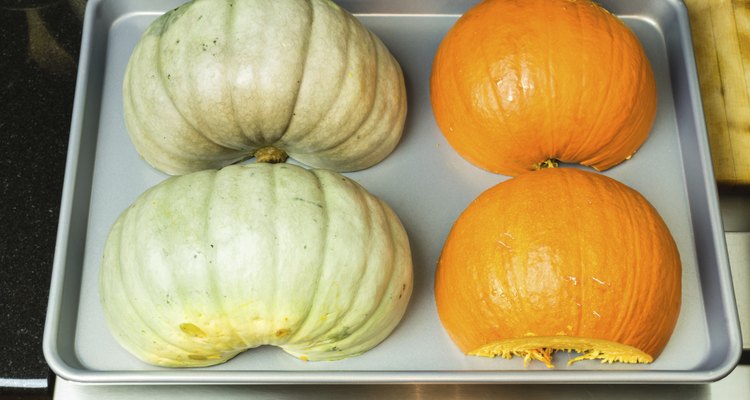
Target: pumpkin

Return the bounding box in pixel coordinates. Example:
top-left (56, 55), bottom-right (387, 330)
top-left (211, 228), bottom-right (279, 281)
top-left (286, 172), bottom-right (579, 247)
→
top-left (430, 0), bottom-right (657, 176)
top-left (434, 168), bottom-right (681, 367)
top-left (123, 0), bottom-right (407, 175)
top-left (99, 163), bottom-right (413, 367)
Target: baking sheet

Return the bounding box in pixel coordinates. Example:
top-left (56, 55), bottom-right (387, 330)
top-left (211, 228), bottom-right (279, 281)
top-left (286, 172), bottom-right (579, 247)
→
top-left (43, 0), bottom-right (742, 384)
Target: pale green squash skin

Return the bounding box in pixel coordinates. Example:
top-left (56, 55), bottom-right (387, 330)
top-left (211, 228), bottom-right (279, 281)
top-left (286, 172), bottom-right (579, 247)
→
top-left (123, 0), bottom-right (407, 175)
top-left (99, 163), bottom-right (413, 367)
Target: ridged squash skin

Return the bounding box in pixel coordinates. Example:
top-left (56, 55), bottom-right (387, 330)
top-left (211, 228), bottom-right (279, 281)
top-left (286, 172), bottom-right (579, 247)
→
top-left (100, 163), bottom-right (413, 367)
top-left (435, 168), bottom-right (681, 366)
top-left (123, 0), bottom-right (407, 175)
top-left (430, 0), bottom-right (657, 176)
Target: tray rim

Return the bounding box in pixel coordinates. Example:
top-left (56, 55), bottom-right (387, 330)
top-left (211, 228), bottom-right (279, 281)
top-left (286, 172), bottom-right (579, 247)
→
top-left (43, 0), bottom-right (743, 385)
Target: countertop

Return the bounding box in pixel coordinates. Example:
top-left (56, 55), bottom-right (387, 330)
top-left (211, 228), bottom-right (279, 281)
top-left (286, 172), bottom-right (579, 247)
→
top-left (1, 0), bottom-right (82, 397)
top-left (0, 0), bottom-right (747, 398)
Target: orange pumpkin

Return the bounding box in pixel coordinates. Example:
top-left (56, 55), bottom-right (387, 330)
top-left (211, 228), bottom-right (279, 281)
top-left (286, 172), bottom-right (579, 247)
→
top-left (434, 168), bottom-right (681, 367)
top-left (430, 0), bottom-right (657, 176)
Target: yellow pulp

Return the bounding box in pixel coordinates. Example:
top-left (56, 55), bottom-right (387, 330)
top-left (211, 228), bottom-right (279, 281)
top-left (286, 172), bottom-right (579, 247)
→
top-left (469, 336), bottom-right (654, 368)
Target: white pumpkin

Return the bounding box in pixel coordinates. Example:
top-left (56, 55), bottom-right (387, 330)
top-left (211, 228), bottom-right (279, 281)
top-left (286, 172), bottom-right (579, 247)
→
top-left (123, 0), bottom-right (408, 175)
top-left (99, 163), bottom-right (413, 367)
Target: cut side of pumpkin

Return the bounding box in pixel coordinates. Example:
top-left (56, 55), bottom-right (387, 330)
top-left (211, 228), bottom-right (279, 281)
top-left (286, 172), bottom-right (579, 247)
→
top-left (470, 336), bottom-right (653, 368)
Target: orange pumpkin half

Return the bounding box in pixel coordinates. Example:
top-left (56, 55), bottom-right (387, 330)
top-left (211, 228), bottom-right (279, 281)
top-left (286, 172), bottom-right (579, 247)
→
top-left (430, 0), bottom-right (657, 176)
top-left (435, 168), bottom-right (681, 367)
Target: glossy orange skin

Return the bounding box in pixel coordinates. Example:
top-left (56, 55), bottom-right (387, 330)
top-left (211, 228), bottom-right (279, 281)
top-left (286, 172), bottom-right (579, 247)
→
top-left (430, 0), bottom-right (658, 176)
top-left (435, 168), bottom-right (681, 358)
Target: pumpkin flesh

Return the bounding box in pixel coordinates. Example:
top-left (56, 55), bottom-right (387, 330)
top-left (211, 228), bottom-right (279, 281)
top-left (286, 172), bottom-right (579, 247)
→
top-left (434, 168), bottom-right (681, 367)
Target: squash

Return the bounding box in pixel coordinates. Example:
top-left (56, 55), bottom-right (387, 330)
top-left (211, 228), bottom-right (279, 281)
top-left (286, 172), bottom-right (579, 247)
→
top-left (430, 0), bottom-right (657, 176)
top-left (434, 168), bottom-right (681, 367)
top-left (99, 163), bottom-right (413, 367)
top-left (123, 0), bottom-right (407, 175)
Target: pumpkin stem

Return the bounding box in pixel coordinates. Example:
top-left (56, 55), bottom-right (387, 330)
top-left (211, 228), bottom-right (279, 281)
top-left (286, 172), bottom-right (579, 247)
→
top-left (254, 146), bottom-right (288, 164)
top-left (534, 159), bottom-right (559, 170)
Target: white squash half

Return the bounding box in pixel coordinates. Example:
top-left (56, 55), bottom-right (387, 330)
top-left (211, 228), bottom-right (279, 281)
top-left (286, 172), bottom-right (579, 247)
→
top-left (100, 163), bottom-right (413, 367)
top-left (123, 0), bottom-right (408, 175)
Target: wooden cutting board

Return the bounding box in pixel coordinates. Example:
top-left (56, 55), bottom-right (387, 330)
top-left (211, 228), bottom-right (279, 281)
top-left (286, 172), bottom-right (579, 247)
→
top-left (684, 0), bottom-right (750, 186)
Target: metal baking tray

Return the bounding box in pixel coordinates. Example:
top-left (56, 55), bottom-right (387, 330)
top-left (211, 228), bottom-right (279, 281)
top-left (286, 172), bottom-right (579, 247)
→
top-left (43, 0), bottom-right (742, 384)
